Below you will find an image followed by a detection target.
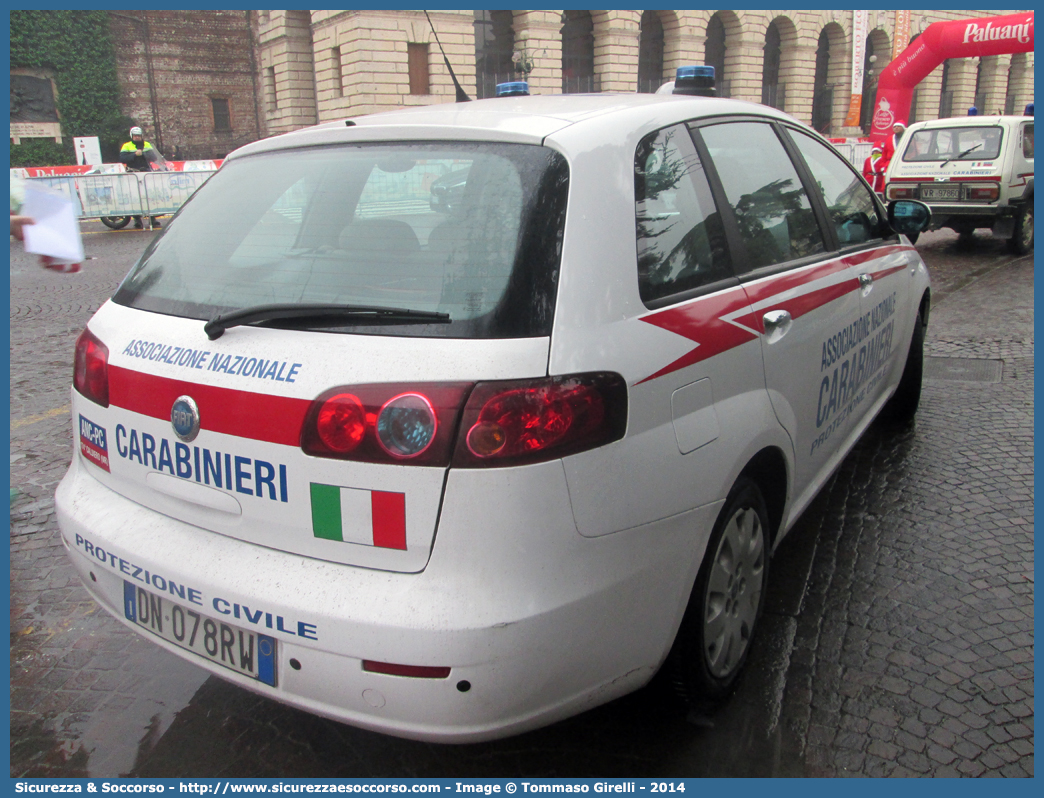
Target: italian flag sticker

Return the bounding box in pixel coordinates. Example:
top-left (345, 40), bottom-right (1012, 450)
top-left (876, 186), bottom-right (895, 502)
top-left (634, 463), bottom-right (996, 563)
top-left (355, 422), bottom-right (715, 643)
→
top-left (310, 483), bottom-right (407, 550)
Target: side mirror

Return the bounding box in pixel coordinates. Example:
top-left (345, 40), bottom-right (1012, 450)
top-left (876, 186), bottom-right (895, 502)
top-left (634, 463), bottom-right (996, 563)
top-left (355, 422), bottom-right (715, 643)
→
top-left (888, 199), bottom-right (932, 237)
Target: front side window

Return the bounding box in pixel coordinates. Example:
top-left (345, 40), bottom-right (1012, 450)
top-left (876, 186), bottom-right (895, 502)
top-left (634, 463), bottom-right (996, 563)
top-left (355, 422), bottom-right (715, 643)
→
top-left (634, 125), bottom-right (732, 305)
top-left (114, 142), bottom-right (569, 339)
top-left (1022, 123), bottom-right (1034, 159)
top-left (790, 130), bottom-right (882, 247)
top-left (903, 125), bottom-right (1004, 162)
top-left (699, 121), bottom-right (825, 271)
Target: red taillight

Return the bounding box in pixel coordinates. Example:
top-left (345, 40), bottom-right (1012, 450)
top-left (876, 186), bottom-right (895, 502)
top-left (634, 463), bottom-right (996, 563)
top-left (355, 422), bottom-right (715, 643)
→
top-left (362, 660), bottom-right (451, 679)
top-left (302, 383), bottom-right (471, 466)
top-left (453, 373), bottom-right (627, 468)
top-left (316, 393), bottom-right (367, 453)
top-left (301, 373), bottom-right (627, 468)
top-left (73, 328), bottom-right (109, 407)
top-left (966, 185), bottom-right (999, 201)
top-left (887, 184), bottom-right (916, 200)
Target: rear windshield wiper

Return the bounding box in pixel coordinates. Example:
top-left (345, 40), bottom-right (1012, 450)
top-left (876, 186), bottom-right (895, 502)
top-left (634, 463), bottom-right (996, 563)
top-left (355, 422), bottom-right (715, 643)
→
top-left (940, 142), bottom-right (982, 167)
top-left (204, 303), bottom-right (450, 340)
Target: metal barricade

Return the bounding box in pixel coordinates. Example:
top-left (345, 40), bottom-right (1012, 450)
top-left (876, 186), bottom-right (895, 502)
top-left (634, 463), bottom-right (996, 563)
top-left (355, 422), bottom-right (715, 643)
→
top-left (849, 141), bottom-right (874, 168)
top-left (24, 169), bottom-right (216, 220)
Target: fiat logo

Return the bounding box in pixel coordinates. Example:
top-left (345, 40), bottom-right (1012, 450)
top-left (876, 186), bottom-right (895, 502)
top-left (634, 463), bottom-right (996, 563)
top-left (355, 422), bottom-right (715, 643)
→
top-left (171, 396), bottom-right (201, 442)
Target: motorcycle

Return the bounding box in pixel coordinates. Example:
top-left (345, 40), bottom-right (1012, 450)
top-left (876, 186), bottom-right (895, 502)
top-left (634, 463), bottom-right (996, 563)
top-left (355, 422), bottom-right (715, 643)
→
top-left (100, 147), bottom-right (169, 230)
top-left (101, 215), bottom-right (131, 229)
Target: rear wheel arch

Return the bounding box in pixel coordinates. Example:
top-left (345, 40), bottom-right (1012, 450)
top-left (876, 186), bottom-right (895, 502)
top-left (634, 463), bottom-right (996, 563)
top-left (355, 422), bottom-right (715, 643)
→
top-left (738, 446), bottom-right (788, 549)
top-left (918, 288), bottom-right (931, 329)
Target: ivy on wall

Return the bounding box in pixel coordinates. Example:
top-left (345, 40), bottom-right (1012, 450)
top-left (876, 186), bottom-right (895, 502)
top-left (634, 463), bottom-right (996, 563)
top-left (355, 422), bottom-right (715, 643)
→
top-left (10, 10), bottom-right (130, 167)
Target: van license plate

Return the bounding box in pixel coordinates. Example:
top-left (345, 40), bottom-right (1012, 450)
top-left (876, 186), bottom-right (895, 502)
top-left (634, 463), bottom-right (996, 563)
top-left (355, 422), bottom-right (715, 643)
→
top-left (123, 582), bottom-right (277, 686)
top-left (921, 186), bottom-right (960, 200)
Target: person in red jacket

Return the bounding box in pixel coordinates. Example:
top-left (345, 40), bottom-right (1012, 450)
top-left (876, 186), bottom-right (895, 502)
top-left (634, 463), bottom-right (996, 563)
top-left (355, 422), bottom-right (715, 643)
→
top-left (880, 120), bottom-right (906, 174)
top-left (862, 146), bottom-right (885, 194)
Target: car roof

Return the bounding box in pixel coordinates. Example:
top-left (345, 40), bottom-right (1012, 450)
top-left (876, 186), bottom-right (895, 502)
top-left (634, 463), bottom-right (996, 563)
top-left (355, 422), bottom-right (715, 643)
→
top-left (228, 93), bottom-right (794, 160)
top-left (909, 115), bottom-right (1030, 131)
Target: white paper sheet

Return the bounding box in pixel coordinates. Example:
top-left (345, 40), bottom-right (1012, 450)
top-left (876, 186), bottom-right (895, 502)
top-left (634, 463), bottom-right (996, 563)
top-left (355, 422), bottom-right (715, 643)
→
top-left (21, 181), bottom-right (85, 263)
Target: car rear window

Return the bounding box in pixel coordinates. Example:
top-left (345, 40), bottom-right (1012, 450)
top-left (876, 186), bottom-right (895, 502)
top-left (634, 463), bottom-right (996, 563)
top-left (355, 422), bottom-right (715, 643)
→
top-left (902, 125), bottom-right (1004, 162)
top-left (113, 142), bottom-right (569, 339)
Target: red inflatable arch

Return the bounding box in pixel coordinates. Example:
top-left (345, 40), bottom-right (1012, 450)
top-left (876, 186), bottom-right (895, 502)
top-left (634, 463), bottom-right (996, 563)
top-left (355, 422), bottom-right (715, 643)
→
top-left (869, 11), bottom-right (1034, 145)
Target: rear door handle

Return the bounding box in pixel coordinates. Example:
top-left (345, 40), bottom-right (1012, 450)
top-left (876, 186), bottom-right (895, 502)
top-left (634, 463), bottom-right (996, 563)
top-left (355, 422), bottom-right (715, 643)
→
top-left (762, 309), bottom-right (792, 343)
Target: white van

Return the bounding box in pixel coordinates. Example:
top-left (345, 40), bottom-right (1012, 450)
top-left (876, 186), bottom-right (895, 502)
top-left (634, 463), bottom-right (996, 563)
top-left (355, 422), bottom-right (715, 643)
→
top-left (885, 114), bottom-right (1034, 252)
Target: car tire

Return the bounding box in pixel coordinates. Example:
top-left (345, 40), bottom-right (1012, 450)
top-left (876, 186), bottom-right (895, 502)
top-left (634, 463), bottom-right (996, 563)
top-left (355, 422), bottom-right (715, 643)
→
top-left (1008, 201), bottom-right (1033, 255)
top-left (883, 312), bottom-right (924, 424)
top-left (100, 216), bottom-right (131, 230)
top-left (667, 476), bottom-right (770, 705)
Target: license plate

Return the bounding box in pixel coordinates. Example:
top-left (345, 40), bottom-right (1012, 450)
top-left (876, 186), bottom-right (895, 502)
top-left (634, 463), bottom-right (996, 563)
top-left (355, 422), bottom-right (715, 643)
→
top-left (921, 186), bottom-right (960, 200)
top-left (123, 582), bottom-right (277, 686)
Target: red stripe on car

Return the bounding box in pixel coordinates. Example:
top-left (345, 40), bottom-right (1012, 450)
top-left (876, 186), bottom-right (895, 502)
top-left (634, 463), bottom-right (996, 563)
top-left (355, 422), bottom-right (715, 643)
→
top-left (108, 365), bottom-right (310, 446)
top-left (637, 246), bottom-right (909, 384)
top-left (637, 288), bottom-right (758, 385)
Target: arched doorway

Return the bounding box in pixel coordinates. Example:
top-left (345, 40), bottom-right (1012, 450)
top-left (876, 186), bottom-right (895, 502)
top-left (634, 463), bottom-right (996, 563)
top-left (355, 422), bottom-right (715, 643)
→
top-left (939, 59), bottom-right (954, 118)
top-left (974, 58), bottom-right (986, 113)
top-left (860, 30), bottom-right (890, 133)
top-left (561, 10), bottom-right (595, 93)
top-left (474, 10), bottom-right (515, 99)
top-left (761, 16), bottom-right (796, 111)
top-left (812, 29), bottom-right (833, 133)
top-left (1005, 52), bottom-right (1029, 114)
top-left (637, 11), bottom-right (665, 93)
top-left (762, 21), bottom-right (782, 108)
top-left (705, 13), bottom-right (727, 96)
top-left (907, 34), bottom-right (921, 123)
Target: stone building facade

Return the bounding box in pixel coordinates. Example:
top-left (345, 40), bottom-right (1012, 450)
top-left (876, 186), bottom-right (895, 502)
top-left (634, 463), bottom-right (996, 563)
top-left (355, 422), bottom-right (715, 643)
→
top-left (257, 9), bottom-right (1034, 141)
top-left (104, 10), bottom-right (1033, 159)
top-left (110, 10), bottom-right (264, 160)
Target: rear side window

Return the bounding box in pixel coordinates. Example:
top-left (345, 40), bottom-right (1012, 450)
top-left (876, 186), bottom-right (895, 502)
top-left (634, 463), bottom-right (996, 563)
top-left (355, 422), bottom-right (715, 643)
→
top-left (634, 125), bottom-right (732, 305)
top-left (790, 130), bottom-right (882, 247)
top-left (700, 121), bottom-right (825, 271)
top-left (113, 142), bottom-right (569, 339)
top-left (1023, 123), bottom-right (1034, 159)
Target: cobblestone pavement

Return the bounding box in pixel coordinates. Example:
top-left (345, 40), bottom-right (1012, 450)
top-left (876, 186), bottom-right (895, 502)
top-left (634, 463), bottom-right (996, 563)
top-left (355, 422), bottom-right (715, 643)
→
top-left (9, 226), bottom-right (1033, 777)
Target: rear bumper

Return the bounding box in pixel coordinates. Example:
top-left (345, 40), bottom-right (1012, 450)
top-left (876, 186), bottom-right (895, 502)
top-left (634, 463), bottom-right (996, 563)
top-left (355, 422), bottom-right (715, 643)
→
top-left (56, 453), bottom-right (719, 742)
top-left (923, 203), bottom-right (1020, 236)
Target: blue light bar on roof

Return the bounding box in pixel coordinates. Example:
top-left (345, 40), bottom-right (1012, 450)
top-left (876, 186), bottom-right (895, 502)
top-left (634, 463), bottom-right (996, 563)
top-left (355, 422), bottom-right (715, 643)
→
top-left (673, 66), bottom-right (716, 97)
top-left (496, 81), bottom-right (529, 97)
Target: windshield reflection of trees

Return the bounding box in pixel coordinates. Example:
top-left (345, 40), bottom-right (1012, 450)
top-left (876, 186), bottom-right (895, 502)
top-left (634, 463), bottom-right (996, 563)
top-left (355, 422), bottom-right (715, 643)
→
top-left (730, 177), bottom-right (822, 268)
top-left (635, 130), bottom-right (729, 299)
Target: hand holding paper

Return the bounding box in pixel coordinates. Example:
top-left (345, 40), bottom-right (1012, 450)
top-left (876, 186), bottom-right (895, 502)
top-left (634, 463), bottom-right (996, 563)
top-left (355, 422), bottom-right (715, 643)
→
top-left (21, 181), bottom-right (85, 265)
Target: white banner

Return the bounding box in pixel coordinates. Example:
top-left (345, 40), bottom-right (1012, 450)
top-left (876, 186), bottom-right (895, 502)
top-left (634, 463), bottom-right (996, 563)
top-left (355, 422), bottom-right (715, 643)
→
top-left (74, 136), bottom-right (103, 166)
top-left (845, 10), bottom-right (869, 127)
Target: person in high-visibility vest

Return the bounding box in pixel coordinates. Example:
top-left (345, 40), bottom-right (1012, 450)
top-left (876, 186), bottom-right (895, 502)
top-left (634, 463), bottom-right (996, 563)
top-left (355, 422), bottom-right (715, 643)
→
top-left (119, 126), bottom-right (161, 229)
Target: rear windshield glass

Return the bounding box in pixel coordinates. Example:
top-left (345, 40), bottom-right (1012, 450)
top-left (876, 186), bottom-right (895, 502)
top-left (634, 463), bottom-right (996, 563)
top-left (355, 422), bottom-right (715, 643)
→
top-left (113, 142), bottom-right (569, 338)
top-left (902, 125), bottom-right (1004, 162)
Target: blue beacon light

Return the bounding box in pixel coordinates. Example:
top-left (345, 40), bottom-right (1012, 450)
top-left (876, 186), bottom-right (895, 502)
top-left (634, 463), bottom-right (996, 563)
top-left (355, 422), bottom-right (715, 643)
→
top-left (496, 81), bottom-right (530, 97)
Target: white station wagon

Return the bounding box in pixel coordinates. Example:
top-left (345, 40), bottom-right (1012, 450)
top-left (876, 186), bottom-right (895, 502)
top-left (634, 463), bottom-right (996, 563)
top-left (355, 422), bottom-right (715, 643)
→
top-left (57, 84), bottom-right (932, 742)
